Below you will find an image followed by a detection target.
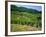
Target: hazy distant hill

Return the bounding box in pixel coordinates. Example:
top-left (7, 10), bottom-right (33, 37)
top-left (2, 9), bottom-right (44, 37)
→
top-left (11, 5), bottom-right (41, 13)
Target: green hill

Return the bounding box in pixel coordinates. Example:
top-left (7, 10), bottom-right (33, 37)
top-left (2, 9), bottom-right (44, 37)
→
top-left (11, 5), bottom-right (41, 14)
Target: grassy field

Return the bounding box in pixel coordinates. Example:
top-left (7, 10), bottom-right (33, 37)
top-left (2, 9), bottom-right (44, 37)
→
top-left (11, 5), bottom-right (42, 32)
top-left (11, 24), bottom-right (41, 32)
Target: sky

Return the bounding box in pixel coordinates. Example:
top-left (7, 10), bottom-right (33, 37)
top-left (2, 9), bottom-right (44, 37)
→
top-left (14, 2), bottom-right (42, 11)
top-left (21, 5), bottom-right (42, 11)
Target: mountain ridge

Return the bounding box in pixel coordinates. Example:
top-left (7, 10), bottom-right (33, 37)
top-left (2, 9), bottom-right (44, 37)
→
top-left (11, 5), bottom-right (41, 13)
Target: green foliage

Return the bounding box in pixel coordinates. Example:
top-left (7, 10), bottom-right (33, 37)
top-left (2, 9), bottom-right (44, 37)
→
top-left (11, 5), bottom-right (42, 31)
top-left (11, 5), bottom-right (41, 13)
top-left (11, 11), bottom-right (42, 28)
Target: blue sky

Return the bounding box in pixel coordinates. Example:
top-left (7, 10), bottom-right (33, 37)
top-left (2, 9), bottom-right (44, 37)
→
top-left (21, 5), bottom-right (42, 11)
top-left (15, 3), bottom-right (42, 11)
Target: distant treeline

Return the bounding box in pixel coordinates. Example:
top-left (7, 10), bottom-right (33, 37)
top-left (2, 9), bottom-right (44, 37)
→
top-left (11, 5), bottom-right (41, 14)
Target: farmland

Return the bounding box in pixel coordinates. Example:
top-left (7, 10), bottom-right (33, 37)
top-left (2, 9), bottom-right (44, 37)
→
top-left (11, 5), bottom-right (42, 32)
